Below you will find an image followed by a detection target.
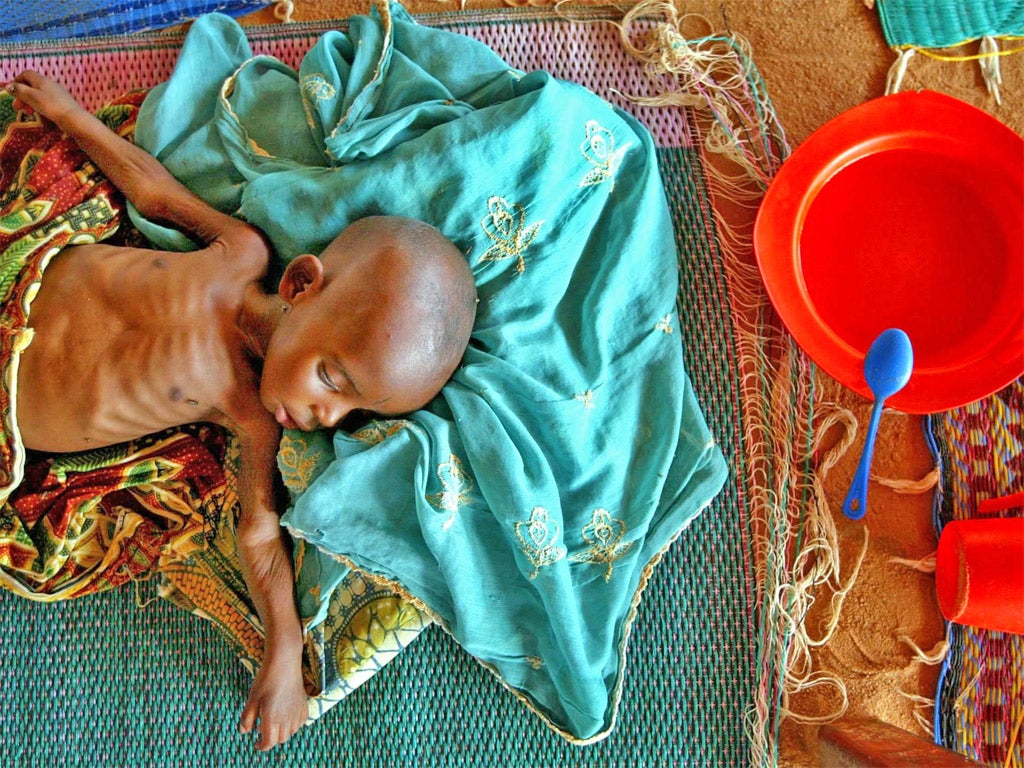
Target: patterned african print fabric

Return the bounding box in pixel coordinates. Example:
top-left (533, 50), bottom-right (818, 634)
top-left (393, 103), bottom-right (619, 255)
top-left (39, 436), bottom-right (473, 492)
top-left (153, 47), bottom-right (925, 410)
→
top-left (157, 426), bottom-right (432, 721)
top-left (156, 421), bottom-right (432, 720)
top-left (0, 90), bottom-right (138, 507)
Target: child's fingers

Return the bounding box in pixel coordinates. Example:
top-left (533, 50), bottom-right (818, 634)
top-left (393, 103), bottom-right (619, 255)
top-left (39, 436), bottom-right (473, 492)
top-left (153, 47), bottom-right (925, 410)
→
top-left (13, 70), bottom-right (42, 86)
top-left (238, 700), bottom-right (257, 734)
top-left (257, 723), bottom-right (280, 752)
top-left (5, 83), bottom-right (34, 113)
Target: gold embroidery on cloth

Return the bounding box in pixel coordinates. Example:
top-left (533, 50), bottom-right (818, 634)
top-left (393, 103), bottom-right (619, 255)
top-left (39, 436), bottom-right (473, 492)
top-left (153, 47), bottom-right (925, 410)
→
top-left (579, 120), bottom-right (631, 191)
top-left (299, 73), bottom-right (337, 133)
top-left (352, 420), bottom-right (410, 446)
top-left (301, 74), bottom-right (337, 102)
top-left (570, 508), bottom-right (633, 582)
top-left (426, 453), bottom-right (474, 530)
top-left (574, 390), bottom-right (596, 409)
top-left (277, 434), bottom-right (320, 496)
top-left (514, 506), bottom-right (567, 579)
top-left (656, 314), bottom-right (675, 334)
top-left (479, 196), bottom-right (543, 274)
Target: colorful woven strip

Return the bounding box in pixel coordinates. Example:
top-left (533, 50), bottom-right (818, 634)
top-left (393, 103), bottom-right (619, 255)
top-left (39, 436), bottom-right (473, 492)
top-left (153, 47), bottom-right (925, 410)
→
top-left (930, 379), bottom-right (1024, 767)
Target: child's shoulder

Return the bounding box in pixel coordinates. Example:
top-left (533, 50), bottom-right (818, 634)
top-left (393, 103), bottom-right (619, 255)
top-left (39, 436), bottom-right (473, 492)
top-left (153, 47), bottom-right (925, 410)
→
top-left (207, 222), bottom-right (272, 282)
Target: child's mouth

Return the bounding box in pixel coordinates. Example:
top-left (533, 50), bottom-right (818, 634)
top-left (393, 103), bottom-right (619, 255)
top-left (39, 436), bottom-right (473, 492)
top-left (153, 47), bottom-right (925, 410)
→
top-left (275, 405), bottom-right (300, 430)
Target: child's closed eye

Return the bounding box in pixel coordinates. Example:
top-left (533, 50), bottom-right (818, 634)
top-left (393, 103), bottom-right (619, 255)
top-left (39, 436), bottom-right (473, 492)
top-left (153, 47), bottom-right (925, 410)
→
top-left (318, 362), bottom-right (341, 392)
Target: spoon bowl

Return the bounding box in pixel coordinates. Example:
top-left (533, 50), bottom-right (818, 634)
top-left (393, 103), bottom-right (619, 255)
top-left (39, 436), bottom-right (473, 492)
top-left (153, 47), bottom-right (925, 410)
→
top-left (842, 329), bottom-right (914, 520)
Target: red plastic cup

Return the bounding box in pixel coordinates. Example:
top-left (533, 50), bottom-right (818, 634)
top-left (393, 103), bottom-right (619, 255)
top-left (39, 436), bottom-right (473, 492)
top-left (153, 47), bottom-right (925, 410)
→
top-left (936, 515), bottom-right (1024, 634)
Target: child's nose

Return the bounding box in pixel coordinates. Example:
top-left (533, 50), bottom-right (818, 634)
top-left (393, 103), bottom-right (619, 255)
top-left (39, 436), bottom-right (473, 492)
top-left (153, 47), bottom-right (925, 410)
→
top-left (314, 402), bottom-right (347, 429)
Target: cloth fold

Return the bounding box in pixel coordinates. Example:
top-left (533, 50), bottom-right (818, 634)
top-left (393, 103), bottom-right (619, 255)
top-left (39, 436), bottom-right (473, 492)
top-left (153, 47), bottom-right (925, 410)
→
top-left (132, 2), bottom-right (728, 741)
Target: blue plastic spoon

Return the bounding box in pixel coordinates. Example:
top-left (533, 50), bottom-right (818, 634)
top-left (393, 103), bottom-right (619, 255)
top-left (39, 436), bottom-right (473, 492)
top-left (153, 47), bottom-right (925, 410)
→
top-left (842, 328), bottom-right (914, 520)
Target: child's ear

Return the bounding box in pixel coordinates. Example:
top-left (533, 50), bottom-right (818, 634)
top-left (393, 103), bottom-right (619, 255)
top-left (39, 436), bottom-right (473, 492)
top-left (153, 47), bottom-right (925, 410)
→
top-left (279, 254), bottom-right (324, 303)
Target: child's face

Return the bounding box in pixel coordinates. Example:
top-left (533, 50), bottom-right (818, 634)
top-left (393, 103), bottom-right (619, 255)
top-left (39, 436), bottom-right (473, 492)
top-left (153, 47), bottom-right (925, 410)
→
top-left (260, 291), bottom-right (389, 431)
top-left (259, 249), bottom-right (441, 431)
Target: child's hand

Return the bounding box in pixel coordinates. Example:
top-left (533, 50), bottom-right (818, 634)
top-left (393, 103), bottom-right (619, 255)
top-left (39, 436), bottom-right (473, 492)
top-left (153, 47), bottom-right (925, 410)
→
top-left (239, 656), bottom-right (308, 751)
top-left (6, 70), bottom-right (84, 127)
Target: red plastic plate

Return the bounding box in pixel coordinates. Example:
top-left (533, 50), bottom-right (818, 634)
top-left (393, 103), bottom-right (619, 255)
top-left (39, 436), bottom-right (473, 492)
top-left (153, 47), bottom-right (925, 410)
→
top-left (754, 91), bottom-right (1024, 413)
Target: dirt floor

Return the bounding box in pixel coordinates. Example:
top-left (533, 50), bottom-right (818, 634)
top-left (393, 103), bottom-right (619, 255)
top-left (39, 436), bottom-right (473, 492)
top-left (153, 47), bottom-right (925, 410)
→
top-left (240, 2), bottom-right (1023, 764)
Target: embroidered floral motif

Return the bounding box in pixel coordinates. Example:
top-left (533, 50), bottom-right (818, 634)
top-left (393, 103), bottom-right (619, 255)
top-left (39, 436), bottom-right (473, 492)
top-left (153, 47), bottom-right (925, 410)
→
top-left (514, 506), bottom-right (567, 579)
top-left (655, 314), bottom-right (675, 334)
top-left (352, 420), bottom-right (410, 446)
top-left (300, 74), bottom-right (337, 102)
top-left (574, 390), bottom-right (596, 409)
top-left (570, 508), bottom-right (633, 582)
top-left (479, 196), bottom-right (543, 274)
top-left (578, 120), bottom-right (631, 191)
top-left (298, 74), bottom-right (337, 132)
top-left (426, 453), bottom-right (474, 530)
top-left (278, 434), bottom-right (321, 495)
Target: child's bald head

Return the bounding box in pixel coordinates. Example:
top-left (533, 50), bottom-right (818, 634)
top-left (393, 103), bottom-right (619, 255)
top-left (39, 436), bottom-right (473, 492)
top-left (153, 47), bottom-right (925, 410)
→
top-left (317, 216), bottom-right (477, 412)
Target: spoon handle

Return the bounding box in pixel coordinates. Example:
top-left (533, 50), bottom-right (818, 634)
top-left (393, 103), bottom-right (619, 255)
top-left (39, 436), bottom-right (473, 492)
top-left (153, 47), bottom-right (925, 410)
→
top-left (842, 399), bottom-right (885, 520)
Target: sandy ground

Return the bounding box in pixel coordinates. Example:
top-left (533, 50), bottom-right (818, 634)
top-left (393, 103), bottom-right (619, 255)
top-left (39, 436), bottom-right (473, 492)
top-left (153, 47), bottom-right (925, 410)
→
top-left (240, 2), bottom-right (1022, 764)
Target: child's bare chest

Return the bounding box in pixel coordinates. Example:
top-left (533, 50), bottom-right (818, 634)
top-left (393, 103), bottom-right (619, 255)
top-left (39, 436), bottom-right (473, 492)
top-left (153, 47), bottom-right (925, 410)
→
top-left (16, 244), bottom-right (251, 452)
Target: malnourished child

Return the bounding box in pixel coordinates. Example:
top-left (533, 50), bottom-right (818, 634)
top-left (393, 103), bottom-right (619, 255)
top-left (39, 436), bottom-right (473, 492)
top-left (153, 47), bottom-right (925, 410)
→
top-left (5, 70), bottom-right (477, 751)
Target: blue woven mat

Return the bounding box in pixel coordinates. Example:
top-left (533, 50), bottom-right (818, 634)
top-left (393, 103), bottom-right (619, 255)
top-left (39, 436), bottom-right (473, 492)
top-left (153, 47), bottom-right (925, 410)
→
top-left (0, 0), bottom-right (270, 43)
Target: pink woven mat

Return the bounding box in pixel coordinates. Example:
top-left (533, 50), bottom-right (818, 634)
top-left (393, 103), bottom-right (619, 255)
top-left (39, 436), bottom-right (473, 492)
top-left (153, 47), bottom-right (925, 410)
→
top-left (0, 8), bottom-right (692, 149)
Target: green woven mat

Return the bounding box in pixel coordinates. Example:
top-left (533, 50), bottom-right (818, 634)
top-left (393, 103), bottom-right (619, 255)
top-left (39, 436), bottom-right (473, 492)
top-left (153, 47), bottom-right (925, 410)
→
top-left (0, 144), bottom-right (754, 767)
top-left (0, 12), bottom-right (756, 765)
top-left (876, 0), bottom-right (1024, 48)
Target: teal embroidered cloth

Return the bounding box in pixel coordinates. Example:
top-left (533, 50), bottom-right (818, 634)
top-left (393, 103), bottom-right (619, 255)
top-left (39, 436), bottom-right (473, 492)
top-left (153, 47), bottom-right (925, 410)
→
top-left (131, 3), bottom-right (728, 742)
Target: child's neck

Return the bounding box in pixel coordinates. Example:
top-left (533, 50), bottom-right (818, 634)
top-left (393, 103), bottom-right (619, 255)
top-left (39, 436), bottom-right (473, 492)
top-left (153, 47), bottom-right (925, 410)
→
top-left (238, 285), bottom-right (288, 359)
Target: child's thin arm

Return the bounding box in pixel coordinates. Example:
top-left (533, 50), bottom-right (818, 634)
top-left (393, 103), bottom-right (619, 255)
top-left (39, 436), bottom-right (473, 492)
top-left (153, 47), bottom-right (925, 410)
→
top-left (7, 71), bottom-right (258, 249)
top-left (221, 403), bottom-right (308, 752)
